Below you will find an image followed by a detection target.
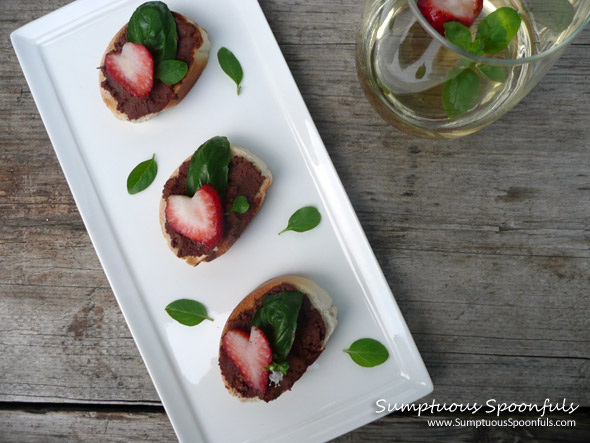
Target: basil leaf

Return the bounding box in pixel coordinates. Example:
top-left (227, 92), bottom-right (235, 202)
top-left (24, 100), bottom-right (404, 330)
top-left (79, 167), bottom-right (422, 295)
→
top-left (186, 136), bottom-right (231, 200)
top-left (127, 1), bottom-right (177, 64)
top-left (477, 64), bottom-right (506, 83)
top-left (265, 361), bottom-right (289, 376)
top-left (476, 7), bottom-right (522, 54)
top-left (279, 206), bottom-right (321, 235)
top-left (226, 195), bottom-right (250, 214)
top-left (165, 299), bottom-right (213, 326)
top-left (344, 338), bottom-right (389, 367)
top-left (156, 59), bottom-right (188, 84)
top-left (444, 22), bottom-right (474, 51)
top-left (217, 47), bottom-right (243, 95)
top-left (127, 154), bottom-right (157, 194)
top-left (442, 68), bottom-right (481, 119)
top-left (251, 291), bottom-right (303, 363)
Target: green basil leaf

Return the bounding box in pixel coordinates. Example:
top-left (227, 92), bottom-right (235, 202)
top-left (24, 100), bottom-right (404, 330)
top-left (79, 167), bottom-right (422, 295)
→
top-left (126, 1), bottom-right (177, 64)
top-left (444, 22), bottom-right (474, 51)
top-left (165, 299), bottom-right (213, 326)
top-left (279, 206), bottom-right (321, 235)
top-left (531, 0), bottom-right (574, 33)
top-left (186, 136), bottom-right (231, 200)
top-left (217, 47), bottom-right (243, 95)
top-left (343, 338), bottom-right (389, 367)
top-left (226, 195), bottom-right (250, 214)
top-left (477, 64), bottom-right (506, 83)
top-left (127, 154), bottom-right (157, 194)
top-left (156, 59), bottom-right (188, 84)
top-left (476, 7), bottom-right (522, 54)
top-left (251, 291), bottom-right (303, 363)
top-left (442, 68), bottom-right (481, 119)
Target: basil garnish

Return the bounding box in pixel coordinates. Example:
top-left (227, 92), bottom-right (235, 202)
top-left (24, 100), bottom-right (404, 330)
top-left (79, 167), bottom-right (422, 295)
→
top-left (127, 154), bottom-right (157, 194)
top-left (186, 136), bottom-right (231, 200)
top-left (126, 2), bottom-right (187, 84)
top-left (441, 7), bottom-right (521, 119)
top-left (165, 299), bottom-right (213, 326)
top-left (343, 338), bottom-right (389, 368)
top-left (156, 59), bottom-right (188, 84)
top-left (217, 47), bottom-right (243, 95)
top-left (251, 291), bottom-right (303, 363)
top-left (226, 195), bottom-right (250, 214)
top-left (127, 1), bottom-right (177, 65)
top-left (279, 206), bottom-right (321, 235)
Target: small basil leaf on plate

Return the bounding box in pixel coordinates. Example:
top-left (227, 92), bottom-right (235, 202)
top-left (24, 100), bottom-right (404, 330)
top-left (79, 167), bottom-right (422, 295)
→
top-left (217, 47), bottom-right (243, 95)
top-left (165, 299), bottom-right (213, 326)
top-left (156, 59), bottom-right (188, 84)
top-left (343, 338), bottom-right (389, 367)
top-left (186, 136), bottom-right (231, 200)
top-left (279, 206), bottom-right (321, 234)
top-left (251, 291), bottom-right (303, 362)
top-left (476, 7), bottom-right (522, 54)
top-left (127, 154), bottom-right (157, 195)
top-left (226, 195), bottom-right (250, 214)
top-left (126, 1), bottom-right (177, 64)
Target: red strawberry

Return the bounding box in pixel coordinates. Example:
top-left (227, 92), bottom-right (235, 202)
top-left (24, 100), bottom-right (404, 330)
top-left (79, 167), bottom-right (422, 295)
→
top-left (165, 184), bottom-right (223, 249)
top-left (417, 0), bottom-right (483, 35)
top-left (105, 42), bottom-right (153, 97)
top-left (223, 326), bottom-right (272, 393)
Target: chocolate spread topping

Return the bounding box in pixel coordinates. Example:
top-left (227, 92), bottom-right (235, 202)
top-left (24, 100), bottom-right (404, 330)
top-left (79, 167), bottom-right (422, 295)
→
top-left (100, 12), bottom-right (203, 120)
top-left (162, 155), bottom-right (264, 260)
top-left (219, 284), bottom-right (327, 402)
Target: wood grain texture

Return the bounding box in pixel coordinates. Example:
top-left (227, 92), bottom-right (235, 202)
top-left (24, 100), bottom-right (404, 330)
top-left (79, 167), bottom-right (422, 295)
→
top-left (1, 0), bottom-right (589, 441)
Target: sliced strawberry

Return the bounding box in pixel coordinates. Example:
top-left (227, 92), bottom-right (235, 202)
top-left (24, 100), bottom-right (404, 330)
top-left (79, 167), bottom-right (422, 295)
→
top-left (165, 184), bottom-right (223, 249)
top-left (105, 42), bottom-right (153, 97)
top-left (223, 326), bottom-right (272, 394)
top-left (417, 0), bottom-right (483, 35)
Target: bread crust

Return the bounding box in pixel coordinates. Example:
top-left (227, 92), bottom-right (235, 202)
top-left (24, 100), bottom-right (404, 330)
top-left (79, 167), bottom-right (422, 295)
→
top-left (159, 145), bottom-right (272, 266)
top-left (99, 13), bottom-right (211, 122)
top-left (219, 275), bottom-right (338, 402)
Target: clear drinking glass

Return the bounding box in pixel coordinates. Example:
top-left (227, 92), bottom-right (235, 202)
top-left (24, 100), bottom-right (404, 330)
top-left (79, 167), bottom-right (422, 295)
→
top-left (356, 0), bottom-right (590, 138)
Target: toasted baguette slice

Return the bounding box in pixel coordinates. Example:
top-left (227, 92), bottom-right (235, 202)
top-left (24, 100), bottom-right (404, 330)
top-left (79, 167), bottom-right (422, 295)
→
top-left (219, 275), bottom-right (338, 402)
top-left (159, 145), bottom-right (272, 266)
top-left (99, 12), bottom-right (211, 122)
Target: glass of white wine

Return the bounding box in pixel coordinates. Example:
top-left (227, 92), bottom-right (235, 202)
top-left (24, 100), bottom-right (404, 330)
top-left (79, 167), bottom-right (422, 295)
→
top-left (356, 0), bottom-right (590, 138)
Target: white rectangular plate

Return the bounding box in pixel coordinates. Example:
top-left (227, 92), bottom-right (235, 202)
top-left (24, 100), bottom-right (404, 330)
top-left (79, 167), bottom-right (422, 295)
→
top-left (11, 0), bottom-right (432, 441)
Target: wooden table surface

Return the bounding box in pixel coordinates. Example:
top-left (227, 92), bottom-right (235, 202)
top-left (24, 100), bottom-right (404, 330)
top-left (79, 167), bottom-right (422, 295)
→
top-left (2, 0), bottom-right (589, 441)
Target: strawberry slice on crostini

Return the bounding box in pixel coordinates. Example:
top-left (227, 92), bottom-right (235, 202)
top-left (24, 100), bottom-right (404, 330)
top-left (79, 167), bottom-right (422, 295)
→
top-left (223, 326), bottom-right (273, 394)
top-left (417, 0), bottom-right (484, 35)
top-left (165, 184), bottom-right (223, 249)
top-left (105, 42), bottom-right (153, 97)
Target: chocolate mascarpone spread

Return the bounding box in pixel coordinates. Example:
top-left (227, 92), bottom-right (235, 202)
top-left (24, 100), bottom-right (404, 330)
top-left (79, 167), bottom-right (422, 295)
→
top-left (162, 155), bottom-right (264, 260)
top-left (219, 284), bottom-right (327, 402)
top-left (100, 12), bottom-right (203, 120)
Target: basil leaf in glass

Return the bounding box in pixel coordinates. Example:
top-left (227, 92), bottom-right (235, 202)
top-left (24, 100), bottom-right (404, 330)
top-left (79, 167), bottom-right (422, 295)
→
top-left (279, 206), bottom-right (321, 235)
top-left (217, 47), bottom-right (244, 95)
top-left (126, 1), bottom-right (177, 65)
top-left (165, 299), bottom-right (213, 326)
top-left (531, 0), bottom-right (574, 33)
top-left (226, 195), bottom-right (250, 214)
top-left (156, 59), bottom-right (188, 84)
top-left (477, 64), bottom-right (506, 83)
top-left (127, 154), bottom-right (157, 194)
top-left (251, 291), bottom-right (303, 363)
top-left (476, 7), bottom-right (522, 54)
top-left (186, 136), bottom-right (231, 200)
top-left (343, 338), bottom-right (389, 367)
top-left (442, 68), bottom-right (481, 119)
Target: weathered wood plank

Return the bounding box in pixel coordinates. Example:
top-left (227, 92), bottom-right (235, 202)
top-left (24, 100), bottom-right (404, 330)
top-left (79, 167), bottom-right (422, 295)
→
top-left (0, 407), bottom-right (588, 442)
